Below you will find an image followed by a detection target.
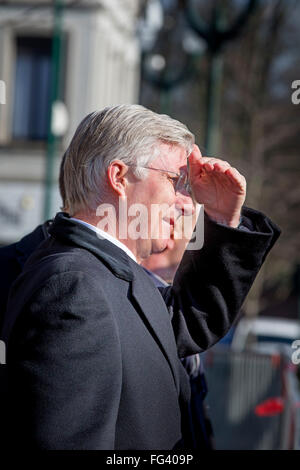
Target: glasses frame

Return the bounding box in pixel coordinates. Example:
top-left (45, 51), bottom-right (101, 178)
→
top-left (128, 165), bottom-right (191, 195)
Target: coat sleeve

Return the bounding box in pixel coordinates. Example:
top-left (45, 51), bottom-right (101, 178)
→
top-left (159, 207), bottom-right (281, 357)
top-left (6, 271), bottom-right (122, 450)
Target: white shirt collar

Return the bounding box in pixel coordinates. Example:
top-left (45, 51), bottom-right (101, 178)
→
top-left (70, 217), bottom-right (137, 263)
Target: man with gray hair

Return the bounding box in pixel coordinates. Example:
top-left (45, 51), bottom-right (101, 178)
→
top-left (2, 104), bottom-right (280, 450)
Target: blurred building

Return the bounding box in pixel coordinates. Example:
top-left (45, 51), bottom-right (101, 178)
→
top-left (0, 0), bottom-right (140, 244)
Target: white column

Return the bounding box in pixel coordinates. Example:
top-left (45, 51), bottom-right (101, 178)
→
top-left (0, 26), bottom-right (15, 144)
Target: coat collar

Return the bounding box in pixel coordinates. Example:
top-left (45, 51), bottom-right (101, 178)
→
top-left (15, 221), bottom-right (50, 266)
top-left (49, 212), bottom-right (134, 281)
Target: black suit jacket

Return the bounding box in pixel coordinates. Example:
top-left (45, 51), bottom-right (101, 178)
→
top-left (1, 208), bottom-right (280, 449)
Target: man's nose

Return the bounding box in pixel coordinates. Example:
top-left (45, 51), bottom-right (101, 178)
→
top-left (175, 191), bottom-right (195, 217)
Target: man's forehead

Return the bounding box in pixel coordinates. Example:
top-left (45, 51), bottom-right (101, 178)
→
top-left (153, 143), bottom-right (188, 171)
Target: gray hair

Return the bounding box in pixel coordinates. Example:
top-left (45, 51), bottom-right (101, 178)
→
top-left (62, 104), bottom-right (195, 214)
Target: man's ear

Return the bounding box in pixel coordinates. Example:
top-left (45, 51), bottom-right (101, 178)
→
top-left (107, 160), bottom-right (129, 197)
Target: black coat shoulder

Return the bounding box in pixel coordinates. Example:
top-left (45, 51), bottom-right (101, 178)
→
top-left (0, 223), bottom-right (49, 328)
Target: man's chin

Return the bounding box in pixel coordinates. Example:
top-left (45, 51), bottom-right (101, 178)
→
top-left (152, 238), bottom-right (174, 254)
top-left (166, 238), bottom-right (175, 250)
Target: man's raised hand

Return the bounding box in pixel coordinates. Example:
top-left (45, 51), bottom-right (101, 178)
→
top-left (188, 145), bottom-right (246, 228)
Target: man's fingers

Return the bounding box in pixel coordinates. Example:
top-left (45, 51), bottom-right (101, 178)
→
top-left (225, 167), bottom-right (242, 179)
top-left (203, 162), bottom-right (213, 172)
top-left (189, 150), bottom-right (246, 189)
top-left (197, 160), bottom-right (232, 174)
top-left (225, 167), bottom-right (246, 189)
top-left (211, 162), bottom-right (231, 173)
top-left (189, 152), bottom-right (231, 170)
top-left (192, 144), bottom-right (203, 159)
top-left (188, 145), bottom-right (203, 167)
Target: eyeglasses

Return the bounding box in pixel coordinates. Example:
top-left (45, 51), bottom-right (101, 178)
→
top-left (129, 165), bottom-right (192, 195)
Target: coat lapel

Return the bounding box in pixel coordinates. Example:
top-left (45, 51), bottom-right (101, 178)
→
top-left (130, 264), bottom-right (180, 392)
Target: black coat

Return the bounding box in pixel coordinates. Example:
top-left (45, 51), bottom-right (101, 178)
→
top-left (0, 222), bottom-right (50, 329)
top-left (1, 208), bottom-right (280, 449)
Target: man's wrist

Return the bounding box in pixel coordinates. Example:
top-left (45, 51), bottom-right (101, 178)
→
top-left (204, 210), bottom-right (241, 228)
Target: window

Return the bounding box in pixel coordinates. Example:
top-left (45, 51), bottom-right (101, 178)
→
top-left (12, 36), bottom-right (53, 141)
